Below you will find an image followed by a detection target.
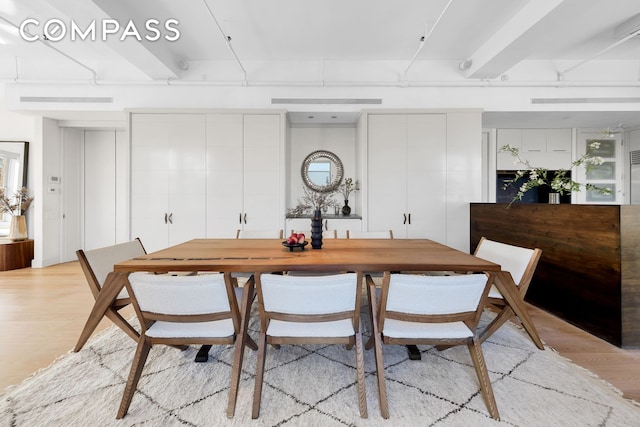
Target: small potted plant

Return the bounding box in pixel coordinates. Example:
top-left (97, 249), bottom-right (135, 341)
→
top-left (337, 178), bottom-right (359, 216)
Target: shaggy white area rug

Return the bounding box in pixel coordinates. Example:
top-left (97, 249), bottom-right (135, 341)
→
top-left (2, 299), bottom-right (639, 427)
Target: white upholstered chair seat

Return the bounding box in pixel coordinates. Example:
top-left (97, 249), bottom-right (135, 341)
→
top-left (146, 319), bottom-right (235, 338)
top-left (267, 319), bottom-right (354, 338)
top-left (382, 319), bottom-right (473, 340)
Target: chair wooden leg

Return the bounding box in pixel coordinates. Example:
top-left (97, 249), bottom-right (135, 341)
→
top-left (367, 285), bottom-right (389, 419)
top-left (365, 281), bottom-right (376, 350)
top-left (117, 337), bottom-right (152, 419)
top-left (478, 306), bottom-right (514, 344)
top-left (354, 330), bottom-right (368, 418)
top-left (467, 338), bottom-right (500, 420)
top-left (105, 308), bottom-right (140, 341)
top-left (252, 332), bottom-right (268, 419)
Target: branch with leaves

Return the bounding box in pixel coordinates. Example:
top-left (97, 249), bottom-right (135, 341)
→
top-left (500, 142), bottom-right (612, 207)
top-left (0, 187), bottom-right (34, 216)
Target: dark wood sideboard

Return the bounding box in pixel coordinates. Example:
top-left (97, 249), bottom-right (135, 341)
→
top-left (0, 239), bottom-right (34, 271)
top-left (470, 203), bottom-right (640, 348)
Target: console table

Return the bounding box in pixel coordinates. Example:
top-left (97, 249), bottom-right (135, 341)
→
top-left (0, 239), bottom-right (34, 271)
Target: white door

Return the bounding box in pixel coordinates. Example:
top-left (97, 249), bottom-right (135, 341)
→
top-left (242, 114), bottom-right (282, 231)
top-left (367, 114), bottom-right (408, 237)
top-left (206, 114), bottom-right (244, 237)
top-left (406, 114), bottom-right (447, 240)
top-left (84, 130), bottom-right (116, 250)
top-left (131, 114), bottom-right (206, 252)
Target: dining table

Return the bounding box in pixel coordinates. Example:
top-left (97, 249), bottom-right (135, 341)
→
top-left (76, 238), bottom-right (544, 361)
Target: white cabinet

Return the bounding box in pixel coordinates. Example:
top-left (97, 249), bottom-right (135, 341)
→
top-left (497, 128), bottom-right (571, 170)
top-left (286, 216), bottom-right (362, 238)
top-left (367, 114), bottom-right (447, 240)
top-left (131, 114), bottom-right (207, 252)
top-left (206, 113), bottom-right (283, 237)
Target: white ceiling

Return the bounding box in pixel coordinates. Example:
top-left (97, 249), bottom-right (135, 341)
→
top-left (1, 0), bottom-right (640, 128)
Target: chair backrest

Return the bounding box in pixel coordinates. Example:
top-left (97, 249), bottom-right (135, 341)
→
top-left (384, 273), bottom-right (489, 317)
top-left (126, 272), bottom-right (239, 335)
top-left (236, 229), bottom-right (284, 239)
top-left (259, 273), bottom-right (359, 316)
top-left (77, 239), bottom-right (146, 297)
top-left (474, 237), bottom-right (542, 289)
top-left (347, 230), bottom-right (393, 239)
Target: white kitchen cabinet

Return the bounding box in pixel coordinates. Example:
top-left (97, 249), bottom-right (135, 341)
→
top-left (497, 128), bottom-right (572, 170)
top-left (130, 114), bottom-right (207, 252)
top-left (367, 114), bottom-right (447, 240)
top-left (206, 113), bottom-right (283, 237)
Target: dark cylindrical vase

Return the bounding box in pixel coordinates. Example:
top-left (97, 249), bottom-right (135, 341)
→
top-left (311, 209), bottom-right (323, 249)
top-left (342, 199), bottom-right (351, 216)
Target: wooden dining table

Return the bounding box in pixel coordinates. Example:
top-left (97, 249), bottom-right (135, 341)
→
top-left (76, 238), bottom-right (544, 358)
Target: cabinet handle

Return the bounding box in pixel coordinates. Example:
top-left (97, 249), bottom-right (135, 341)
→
top-left (244, 213), bottom-right (247, 224)
top-left (408, 213), bottom-right (411, 225)
top-left (324, 220), bottom-right (328, 230)
top-left (168, 213), bottom-right (173, 224)
top-left (403, 213), bottom-right (407, 224)
top-left (239, 213), bottom-right (242, 224)
top-left (164, 213), bottom-right (168, 224)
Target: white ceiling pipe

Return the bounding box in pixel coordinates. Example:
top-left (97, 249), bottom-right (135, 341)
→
top-left (558, 27), bottom-right (640, 80)
top-left (0, 16), bottom-right (98, 84)
top-left (6, 78), bottom-right (640, 88)
top-left (200, 0), bottom-right (248, 85)
top-left (402, 0), bottom-right (455, 81)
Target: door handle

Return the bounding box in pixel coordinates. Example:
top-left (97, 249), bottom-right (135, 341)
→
top-left (168, 213), bottom-right (173, 224)
top-left (164, 213), bottom-right (168, 224)
top-left (244, 213), bottom-right (247, 224)
top-left (403, 213), bottom-right (407, 224)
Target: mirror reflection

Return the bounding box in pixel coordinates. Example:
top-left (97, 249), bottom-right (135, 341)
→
top-left (301, 150), bottom-right (343, 193)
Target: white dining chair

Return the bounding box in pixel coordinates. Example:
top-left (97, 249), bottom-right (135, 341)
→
top-left (74, 238), bottom-right (147, 351)
top-left (473, 237), bottom-right (542, 345)
top-left (252, 272), bottom-right (367, 419)
top-left (346, 230), bottom-right (393, 239)
top-left (366, 271), bottom-right (499, 420)
top-left (117, 272), bottom-right (257, 419)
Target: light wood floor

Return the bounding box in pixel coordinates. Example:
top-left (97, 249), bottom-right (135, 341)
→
top-left (1, 262), bottom-right (639, 403)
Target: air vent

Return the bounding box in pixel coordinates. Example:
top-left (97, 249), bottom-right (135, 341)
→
top-left (272, 98), bottom-right (382, 105)
top-left (532, 97), bottom-right (640, 104)
top-left (631, 150), bottom-right (640, 165)
top-left (20, 96), bottom-right (113, 103)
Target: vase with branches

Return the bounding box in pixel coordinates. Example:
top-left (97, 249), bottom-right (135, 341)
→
top-left (499, 142), bottom-right (612, 207)
top-left (337, 178), bottom-right (359, 216)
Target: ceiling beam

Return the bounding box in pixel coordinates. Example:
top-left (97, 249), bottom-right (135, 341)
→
top-left (462, 0), bottom-right (573, 79)
top-left (88, 0), bottom-right (181, 79)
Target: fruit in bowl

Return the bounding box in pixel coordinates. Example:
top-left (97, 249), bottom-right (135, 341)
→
top-left (286, 232), bottom-right (305, 245)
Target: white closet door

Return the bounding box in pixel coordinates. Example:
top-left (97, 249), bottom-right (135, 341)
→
top-left (367, 114), bottom-right (408, 237)
top-left (242, 114), bottom-right (282, 231)
top-left (167, 117), bottom-right (206, 246)
top-left (131, 114), bottom-right (206, 252)
top-left (84, 130), bottom-right (116, 250)
top-left (206, 114), bottom-right (243, 237)
top-left (406, 114), bottom-right (447, 241)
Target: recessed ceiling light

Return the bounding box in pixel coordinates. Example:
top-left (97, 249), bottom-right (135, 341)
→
top-left (308, 115), bottom-right (314, 119)
top-left (331, 115), bottom-right (337, 119)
